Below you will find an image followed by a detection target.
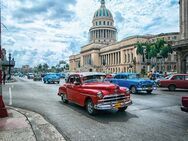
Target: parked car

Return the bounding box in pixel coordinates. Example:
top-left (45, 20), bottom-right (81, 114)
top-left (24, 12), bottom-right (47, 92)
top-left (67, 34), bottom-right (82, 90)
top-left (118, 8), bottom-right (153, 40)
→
top-left (181, 96), bottom-right (188, 113)
top-left (57, 72), bottom-right (132, 115)
top-left (56, 73), bottom-right (65, 78)
top-left (27, 73), bottom-right (34, 79)
top-left (33, 74), bottom-right (42, 81)
top-left (43, 73), bottom-right (60, 84)
top-left (159, 74), bottom-right (188, 91)
top-left (106, 73), bottom-right (156, 94)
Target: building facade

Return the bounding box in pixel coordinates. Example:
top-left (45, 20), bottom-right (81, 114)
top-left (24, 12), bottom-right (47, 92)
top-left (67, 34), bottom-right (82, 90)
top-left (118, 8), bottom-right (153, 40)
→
top-left (70, 0), bottom-right (180, 73)
top-left (173, 0), bottom-right (188, 73)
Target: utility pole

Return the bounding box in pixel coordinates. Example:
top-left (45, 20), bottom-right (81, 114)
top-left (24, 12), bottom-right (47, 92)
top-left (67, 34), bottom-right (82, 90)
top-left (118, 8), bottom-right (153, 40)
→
top-left (0, 0), bottom-right (8, 117)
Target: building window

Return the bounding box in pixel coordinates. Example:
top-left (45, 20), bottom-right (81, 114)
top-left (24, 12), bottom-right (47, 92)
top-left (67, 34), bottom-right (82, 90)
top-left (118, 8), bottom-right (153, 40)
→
top-left (99, 21), bottom-right (101, 25)
top-left (173, 36), bottom-right (177, 40)
top-left (96, 22), bottom-right (98, 26)
top-left (107, 21), bottom-right (109, 25)
top-left (168, 37), bottom-right (170, 40)
top-left (103, 21), bottom-right (105, 25)
top-left (111, 22), bottom-right (112, 26)
top-left (128, 54), bottom-right (130, 63)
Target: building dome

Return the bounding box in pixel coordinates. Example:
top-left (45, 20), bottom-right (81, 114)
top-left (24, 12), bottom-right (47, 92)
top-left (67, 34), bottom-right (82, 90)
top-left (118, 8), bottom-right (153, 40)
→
top-left (94, 7), bottom-right (113, 19)
top-left (89, 0), bottom-right (117, 45)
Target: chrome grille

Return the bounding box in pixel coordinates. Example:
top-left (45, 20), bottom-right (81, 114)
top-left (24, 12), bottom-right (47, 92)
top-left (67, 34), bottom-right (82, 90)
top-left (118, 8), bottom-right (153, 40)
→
top-left (99, 94), bottom-right (126, 103)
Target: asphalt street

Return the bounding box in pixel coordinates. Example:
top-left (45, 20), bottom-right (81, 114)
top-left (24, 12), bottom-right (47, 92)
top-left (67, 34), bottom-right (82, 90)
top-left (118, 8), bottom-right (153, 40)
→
top-left (2, 77), bottom-right (188, 141)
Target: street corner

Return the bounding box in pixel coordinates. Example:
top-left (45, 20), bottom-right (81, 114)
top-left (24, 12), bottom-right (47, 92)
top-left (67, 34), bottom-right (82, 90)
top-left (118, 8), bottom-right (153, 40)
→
top-left (5, 107), bottom-right (66, 141)
top-left (0, 107), bottom-right (30, 131)
top-left (0, 107), bottom-right (36, 141)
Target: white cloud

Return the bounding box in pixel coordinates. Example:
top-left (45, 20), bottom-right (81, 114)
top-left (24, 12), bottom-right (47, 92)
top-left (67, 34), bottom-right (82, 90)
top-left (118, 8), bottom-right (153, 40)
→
top-left (1, 0), bottom-right (179, 67)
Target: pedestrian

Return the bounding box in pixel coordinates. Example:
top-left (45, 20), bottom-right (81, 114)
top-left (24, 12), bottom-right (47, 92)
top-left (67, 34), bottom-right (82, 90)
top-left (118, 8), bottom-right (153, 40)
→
top-left (164, 72), bottom-right (167, 77)
top-left (3, 72), bottom-right (6, 84)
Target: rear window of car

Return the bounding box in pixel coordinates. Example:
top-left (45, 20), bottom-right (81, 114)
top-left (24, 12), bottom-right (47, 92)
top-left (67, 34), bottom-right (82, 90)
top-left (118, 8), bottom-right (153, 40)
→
top-left (174, 75), bottom-right (185, 80)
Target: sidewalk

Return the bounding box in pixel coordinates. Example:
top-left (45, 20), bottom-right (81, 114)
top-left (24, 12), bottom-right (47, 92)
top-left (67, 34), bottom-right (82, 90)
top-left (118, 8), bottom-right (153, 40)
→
top-left (0, 107), bottom-right (66, 141)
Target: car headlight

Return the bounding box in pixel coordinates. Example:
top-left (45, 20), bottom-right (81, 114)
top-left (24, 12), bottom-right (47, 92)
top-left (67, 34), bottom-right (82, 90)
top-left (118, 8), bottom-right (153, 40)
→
top-left (125, 89), bottom-right (130, 94)
top-left (97, 91), bottom-right (103, 98)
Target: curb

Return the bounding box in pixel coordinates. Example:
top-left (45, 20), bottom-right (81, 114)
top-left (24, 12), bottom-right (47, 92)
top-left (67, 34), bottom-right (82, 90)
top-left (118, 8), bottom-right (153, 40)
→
top-left (7, 106), bottom-right (66, 141)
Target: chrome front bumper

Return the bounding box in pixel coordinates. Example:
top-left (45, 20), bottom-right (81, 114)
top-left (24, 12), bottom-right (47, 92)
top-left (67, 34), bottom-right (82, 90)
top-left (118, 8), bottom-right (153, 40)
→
top-left (137, 86), bottom-right (157, 91)
top-left (94, 100), bottom-right (132, 110)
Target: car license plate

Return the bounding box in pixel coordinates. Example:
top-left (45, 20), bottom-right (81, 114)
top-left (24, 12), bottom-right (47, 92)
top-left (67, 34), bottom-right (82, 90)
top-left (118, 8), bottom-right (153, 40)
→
top-left (114, 102), bottom-right (121, 109)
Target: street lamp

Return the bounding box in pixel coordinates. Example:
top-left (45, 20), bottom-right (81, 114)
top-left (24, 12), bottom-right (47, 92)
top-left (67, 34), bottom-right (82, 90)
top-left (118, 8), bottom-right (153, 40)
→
top-left (157, 54), bottom-right (162, 72)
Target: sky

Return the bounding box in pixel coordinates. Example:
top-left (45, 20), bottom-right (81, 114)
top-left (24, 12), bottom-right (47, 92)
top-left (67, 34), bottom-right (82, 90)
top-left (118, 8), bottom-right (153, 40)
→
top-left (1, 0), bottom-right (179, 68)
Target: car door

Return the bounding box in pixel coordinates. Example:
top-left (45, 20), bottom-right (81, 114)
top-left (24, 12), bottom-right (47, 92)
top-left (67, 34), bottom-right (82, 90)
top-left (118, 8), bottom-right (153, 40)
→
top-left (173, 75), bottom-right (185, 88)
top-left (113, 74), bottom-right (121, 85)
top-left (66, 75), bottom-right (76, 102)
top-left (183, 75), bottom-right (188, 89)
top-left (118, 74), bottom-right (128, 88)
top-left (72, 75), bottom-right (83, 105)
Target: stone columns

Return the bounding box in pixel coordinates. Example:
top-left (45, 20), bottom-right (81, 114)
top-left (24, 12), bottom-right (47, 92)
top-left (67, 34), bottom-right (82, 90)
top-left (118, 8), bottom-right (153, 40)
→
top-left (180, 0), bottom-right (188, 39)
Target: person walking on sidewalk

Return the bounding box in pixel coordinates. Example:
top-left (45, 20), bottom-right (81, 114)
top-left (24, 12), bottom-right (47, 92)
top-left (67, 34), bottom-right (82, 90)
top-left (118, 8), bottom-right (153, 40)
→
top-left (3, 72), bottom-right (6, 84)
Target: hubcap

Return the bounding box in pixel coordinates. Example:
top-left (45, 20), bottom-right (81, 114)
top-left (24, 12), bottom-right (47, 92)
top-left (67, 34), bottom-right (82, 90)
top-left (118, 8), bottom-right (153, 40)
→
top-left (87, 101), bottom-right (93, 113)
top-left (131, 87), bottom-right (136, 93)
top-left (63, 94), bottom-right (66, 101)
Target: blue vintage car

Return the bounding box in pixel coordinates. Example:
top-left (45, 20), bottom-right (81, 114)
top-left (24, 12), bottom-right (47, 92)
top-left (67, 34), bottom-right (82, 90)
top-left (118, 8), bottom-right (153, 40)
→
top-left (43, 73), bottom-right (60, 84)
top-left (106, 73), bottom-right (156, 94)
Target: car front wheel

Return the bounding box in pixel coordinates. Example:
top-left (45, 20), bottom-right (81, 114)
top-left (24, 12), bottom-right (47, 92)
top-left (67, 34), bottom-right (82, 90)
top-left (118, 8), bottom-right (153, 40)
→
top-left (61, 93), bottom-right (68, 103)
top-left (168, 85), bottom-right (176, 91)
top-left (130, 86), bottom-right (137, 94)
top-left (86, 99), bottom-right (96, 115)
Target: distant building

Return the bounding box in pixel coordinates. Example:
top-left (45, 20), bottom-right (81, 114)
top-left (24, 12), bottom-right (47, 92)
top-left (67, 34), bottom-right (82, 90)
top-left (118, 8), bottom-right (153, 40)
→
top-left (69, 0), bottom-right (180, 73)
top-left (173, 0), bottom-right (188, 73)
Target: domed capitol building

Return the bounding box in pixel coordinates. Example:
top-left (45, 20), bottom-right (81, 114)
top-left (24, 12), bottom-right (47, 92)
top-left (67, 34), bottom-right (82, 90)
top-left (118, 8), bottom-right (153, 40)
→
top-left (69, 0), bottom-right (180, 73)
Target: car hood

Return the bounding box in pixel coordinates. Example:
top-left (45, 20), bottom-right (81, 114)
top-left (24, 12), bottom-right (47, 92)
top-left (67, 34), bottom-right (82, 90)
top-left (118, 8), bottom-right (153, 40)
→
top-left (82, 82), bottom-right (120, 90)
top-left (128, 78), bottom-right (154, 84)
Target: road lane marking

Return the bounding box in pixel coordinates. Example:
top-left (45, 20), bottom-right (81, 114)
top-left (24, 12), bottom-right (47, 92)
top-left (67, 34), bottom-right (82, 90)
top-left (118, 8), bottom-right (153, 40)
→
top-left (9, 87), bottom-right (12, 105)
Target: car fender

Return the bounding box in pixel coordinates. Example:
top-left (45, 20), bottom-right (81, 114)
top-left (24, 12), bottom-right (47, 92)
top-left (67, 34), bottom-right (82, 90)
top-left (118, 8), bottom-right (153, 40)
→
top-left (58, 85), bottom-right (67, 96)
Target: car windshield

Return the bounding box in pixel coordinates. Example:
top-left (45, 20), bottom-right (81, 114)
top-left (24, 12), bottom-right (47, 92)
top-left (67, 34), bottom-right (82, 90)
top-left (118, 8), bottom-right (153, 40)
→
top-left (83, 75), bottom-right (106, 83)
top-left (47, 74), bottom-right (57, 77)
top-left (128, 74), bottom-right (139, 79)
top-left (166, 75), bottom-right (172, 79)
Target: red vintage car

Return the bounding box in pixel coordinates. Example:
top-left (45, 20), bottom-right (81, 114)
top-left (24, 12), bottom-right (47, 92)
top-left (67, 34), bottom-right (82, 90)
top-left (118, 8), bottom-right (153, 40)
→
top-left (181, 96), bottom-right (188, 113)
top-left (58, 72), bottom-right (132, 115)
top-left (159, 74), bottom-right (188, 91)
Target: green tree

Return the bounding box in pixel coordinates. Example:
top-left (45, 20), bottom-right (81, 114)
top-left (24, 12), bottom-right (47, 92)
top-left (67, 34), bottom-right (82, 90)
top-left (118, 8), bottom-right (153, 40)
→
top-left (136, 42), bottom-right (144, 55)
top-left (42, 63), bottom-right (49, 72)
top-left (136, 38), bottom-right (173, 71)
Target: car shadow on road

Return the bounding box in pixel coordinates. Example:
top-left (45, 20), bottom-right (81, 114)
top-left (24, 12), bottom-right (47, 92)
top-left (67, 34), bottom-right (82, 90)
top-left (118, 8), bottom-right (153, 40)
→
top-left (59, 101), bottom-right (138, 124)
top-left (132, 92), bottom-right (158, 96)
top-left (159, 89), bottom-right (188, 92)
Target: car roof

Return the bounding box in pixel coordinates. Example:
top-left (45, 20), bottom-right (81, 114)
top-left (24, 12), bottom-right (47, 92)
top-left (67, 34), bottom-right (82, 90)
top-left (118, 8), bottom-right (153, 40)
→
top-left (115, 73), bottom-right (138, 75)
top-left (70, 72), bottom-right (106, 77)
top-left (172, 74), bottom-right (188, 76)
